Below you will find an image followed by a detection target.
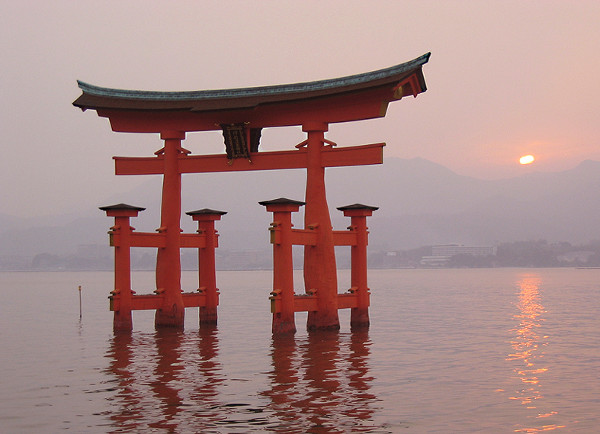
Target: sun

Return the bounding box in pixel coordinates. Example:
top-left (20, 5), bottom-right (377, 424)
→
top-left (519, 155), bottom-right (535, 165)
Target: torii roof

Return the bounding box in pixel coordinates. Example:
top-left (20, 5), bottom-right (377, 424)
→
top-left (73, 53), bottom-right (430, 133)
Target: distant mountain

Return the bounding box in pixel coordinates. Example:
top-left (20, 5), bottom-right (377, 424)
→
top-left (3, 157), bottom-right (600, 258)
top-left (359, 158), bottom-right (600, 248)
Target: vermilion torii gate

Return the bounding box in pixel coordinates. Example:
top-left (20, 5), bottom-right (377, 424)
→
top-left (74, 53), bottom-right (430, 333)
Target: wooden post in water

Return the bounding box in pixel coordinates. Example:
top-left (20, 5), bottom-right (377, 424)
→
top-left (337, 204), bottom-right (378, 329)
top-left (100, 203), bottom-right (146, 332)
top-left (186, 208), bottom-right (227, 327)
top-left (260, 198), bottom-right (306, 334)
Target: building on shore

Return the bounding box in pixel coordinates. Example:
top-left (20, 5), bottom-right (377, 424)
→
top-left (420, 244), bottom-right (497, 267)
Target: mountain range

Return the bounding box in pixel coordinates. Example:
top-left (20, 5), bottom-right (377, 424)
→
top-left (3, 157), bottom-right (600, 260)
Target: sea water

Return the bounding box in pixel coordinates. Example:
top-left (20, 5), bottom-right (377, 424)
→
top-left (0, 268), bottom-right (598, 432)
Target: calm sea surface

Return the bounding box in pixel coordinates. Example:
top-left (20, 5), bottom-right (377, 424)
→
top-left (1, 268), bottom-right (599, 432)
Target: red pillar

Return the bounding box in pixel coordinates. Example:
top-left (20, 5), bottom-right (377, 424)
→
top-left (100, 203), bottom-right (145, 332)
top-left (302, 122), bottom-right (340, 331)
top-left (155, 131), bottom-right (186, 328)
top-left (186, 208), bottom-right (227, 326)
top-left (260, 198), bottom-right (305, 334)
top-left (338, 204), bottom-right (378, 329)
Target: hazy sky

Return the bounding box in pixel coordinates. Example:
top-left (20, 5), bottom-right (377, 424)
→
top-left (1, 1), bottom-right (599, 217)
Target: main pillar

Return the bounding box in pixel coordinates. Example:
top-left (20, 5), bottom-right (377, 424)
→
top-left (155, 131), bottom-right (186, 328)
top-left (303, 122), bottom-right (340, 331)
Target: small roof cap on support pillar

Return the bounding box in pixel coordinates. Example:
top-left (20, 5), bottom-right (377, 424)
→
top-left (99, 203), bottom-right (146, 211)
top-left (259, 197), bottom-right (305, 213)
top-left (337, 203), bottom-right (379, 217)
top-left (336, 203), bottom-right (379, 211)
top-left (259, 198), bottom-right (306, 207)
top-left (99, 203), bottom-right (146, 217)
top-left (186, 208), bottom-right (228, 216)
top-left (186, 208), bottom-right (227, 221)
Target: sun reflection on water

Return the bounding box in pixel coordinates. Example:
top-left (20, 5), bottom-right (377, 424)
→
top-left (507, 274), bottom-right (565, 432)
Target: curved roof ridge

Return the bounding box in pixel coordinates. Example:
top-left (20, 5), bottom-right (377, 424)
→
top-left (77, 53), bottom-right (430, 101)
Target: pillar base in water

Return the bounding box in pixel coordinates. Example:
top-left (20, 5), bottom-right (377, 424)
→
top-left (307, 311), bottom-right (340, 331)
top-left (113, 311), bottom-right (133, 332)
top-left (199, 307), bottom-right (218, 327)
top-left (350, 308), bottom-right (370, 330)
top-left (272, 313), bottom-right (296, 334)
top-left (155, 305), bottom-right (185, 328)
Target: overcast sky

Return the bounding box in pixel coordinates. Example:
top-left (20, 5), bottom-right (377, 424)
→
top-left (1, 1), bottom-right (599, 217)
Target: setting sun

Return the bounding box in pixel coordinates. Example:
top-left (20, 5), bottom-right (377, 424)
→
top-left (519, 155), bottom-right (535, 165)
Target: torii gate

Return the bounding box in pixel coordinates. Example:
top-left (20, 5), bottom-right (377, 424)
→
top-left (74, 53), bottom-right (430, 333)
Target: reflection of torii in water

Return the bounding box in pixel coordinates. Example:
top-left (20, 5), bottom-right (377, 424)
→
top-left (261, 331), bottom-right (377, 431)
top-left (105, 329), bottom-right (225, 432)
top-left (74, 53), bottom-right (430, 333)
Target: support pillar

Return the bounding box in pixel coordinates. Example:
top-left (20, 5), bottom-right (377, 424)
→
top-left (155, 130), bottom-right (186, 328)
top-left (337, 204), bottom-right (378, 329)
top-left (186, 208), bottom-right (227, 326)
top-left (302, 122), bottom-right (340, 331)
top-left (100, 203), bottom-right (146, 332)
top-left (260, 198), bottom-right (305, 334)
